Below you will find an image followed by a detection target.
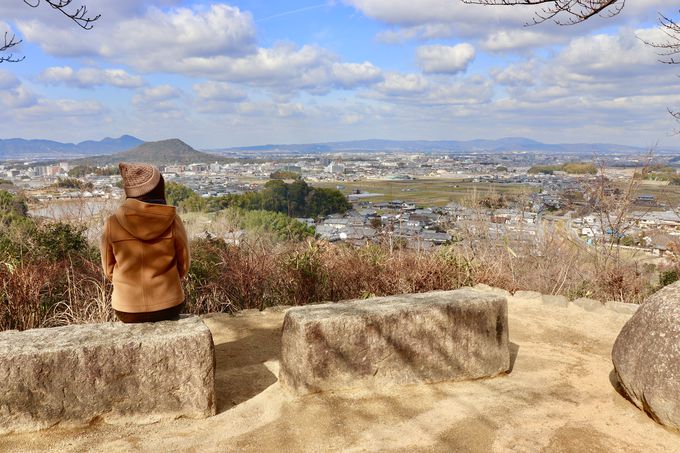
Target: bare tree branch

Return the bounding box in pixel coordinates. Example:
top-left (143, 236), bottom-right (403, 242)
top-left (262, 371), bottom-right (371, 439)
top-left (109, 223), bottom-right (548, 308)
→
top-left (1, 0), bottom-right (99, 63)
top-left (460, 0), bottom-right (624, 26)
top-left (640, 12), bottom-right (680, 65)
top-left (22, 0), bottom-right (101, 30)
top-left (0, 31), bottom-right (25, 63)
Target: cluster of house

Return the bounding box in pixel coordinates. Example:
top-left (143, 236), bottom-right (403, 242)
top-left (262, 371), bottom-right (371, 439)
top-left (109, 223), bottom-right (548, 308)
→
top-left (305, 202), bottom-right (451, 248)
top-left (0, 162), bottom-right (70, 180)
top-left (574, 210), bottom-right (680, 255)
top-left (307, 201), bottom-right (543, 249)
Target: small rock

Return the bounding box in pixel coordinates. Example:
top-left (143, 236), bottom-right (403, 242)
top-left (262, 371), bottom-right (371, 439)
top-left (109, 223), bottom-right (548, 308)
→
top-left (605, 301), bottom-right (639, 315)
top-left (572, 297), bottom-right (603, 312)
top-left (542, 295), bottom-right (570, 308)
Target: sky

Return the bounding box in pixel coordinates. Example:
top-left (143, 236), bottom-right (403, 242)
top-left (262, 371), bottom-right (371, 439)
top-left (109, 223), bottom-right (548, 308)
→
top-left (0, 0), bottom-right (679, 149)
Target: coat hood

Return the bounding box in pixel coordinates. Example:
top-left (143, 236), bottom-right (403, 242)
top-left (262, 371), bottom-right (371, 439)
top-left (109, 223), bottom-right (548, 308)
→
top-left (114, 198), bottom-right (177, 241)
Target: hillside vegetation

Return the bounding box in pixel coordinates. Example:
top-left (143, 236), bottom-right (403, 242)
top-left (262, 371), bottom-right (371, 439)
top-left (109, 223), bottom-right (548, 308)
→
top-left (0, 187), bottom-right (674, 331)
top-left (167, 179), bottom-right (351, 218)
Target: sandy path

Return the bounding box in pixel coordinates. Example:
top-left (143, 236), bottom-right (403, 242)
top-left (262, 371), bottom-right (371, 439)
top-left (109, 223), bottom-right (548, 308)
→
top-left (1, 300), bottom-right (679, 452)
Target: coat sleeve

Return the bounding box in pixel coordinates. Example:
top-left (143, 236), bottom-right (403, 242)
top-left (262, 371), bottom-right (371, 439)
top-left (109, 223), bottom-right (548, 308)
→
top-left (174, 216), bottom-right (191, 279)
top-left (99, 219), bottom-right (116, 280)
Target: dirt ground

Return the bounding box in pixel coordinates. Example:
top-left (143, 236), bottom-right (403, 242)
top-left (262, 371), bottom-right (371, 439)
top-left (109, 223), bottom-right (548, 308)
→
top-left (1, 299), bottom-right (679, 452)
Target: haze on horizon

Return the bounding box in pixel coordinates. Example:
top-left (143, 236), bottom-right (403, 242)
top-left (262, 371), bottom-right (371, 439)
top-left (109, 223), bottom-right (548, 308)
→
top-left (0, 0), bottom-right (678, 149)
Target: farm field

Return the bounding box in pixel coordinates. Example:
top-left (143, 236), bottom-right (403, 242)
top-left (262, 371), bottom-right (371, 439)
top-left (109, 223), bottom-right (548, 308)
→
top-left (634, 181), bottom-right (680, 208)
top-left (314, 178), bottom-right (539, 207)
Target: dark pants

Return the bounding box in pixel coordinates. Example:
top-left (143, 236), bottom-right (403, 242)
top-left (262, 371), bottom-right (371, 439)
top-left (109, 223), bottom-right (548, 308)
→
top-left (115, 302), bottom-right (185, 324)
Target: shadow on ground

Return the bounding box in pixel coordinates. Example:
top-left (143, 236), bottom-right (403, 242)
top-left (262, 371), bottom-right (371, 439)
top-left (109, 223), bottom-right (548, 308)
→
top-left (209, 317), bottom-right (282, 413)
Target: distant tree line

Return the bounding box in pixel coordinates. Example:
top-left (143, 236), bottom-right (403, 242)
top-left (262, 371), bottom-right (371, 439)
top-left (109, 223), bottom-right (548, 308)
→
top-left (68, 165), bottom-right (119, 178)
top-left (52, 176), bottom-right (93, 191)
top-left (528, 162), bottom-right (598, 175)
top-left (221, 207), bottom-right (315, 241)
top-left (269, 170), bottom-right (302, 180)
top-left (636, 165), bottom-right (680, 185)
top-left (166, 179), bottom-right (352, 218)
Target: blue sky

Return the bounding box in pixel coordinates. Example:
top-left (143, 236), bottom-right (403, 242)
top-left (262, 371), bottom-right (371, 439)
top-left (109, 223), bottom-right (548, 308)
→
top-left (0, 0), bottom-right (678, 148)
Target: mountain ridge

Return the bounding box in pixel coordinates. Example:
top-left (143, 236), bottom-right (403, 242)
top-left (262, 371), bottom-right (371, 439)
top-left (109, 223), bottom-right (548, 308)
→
top-left (69, 138), bottom-right (226, 166)
top-left (2, 135), bottom-right (678, 161)
top-left (212, 137), bottom-right (677, 155)
top-left (0, 135), bottom-right (143, 160)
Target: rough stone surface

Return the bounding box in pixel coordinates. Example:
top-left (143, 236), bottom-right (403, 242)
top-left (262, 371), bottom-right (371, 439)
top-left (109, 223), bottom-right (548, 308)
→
top-left (605, 301), bottom-right (639, 315)
top-left (473, 283), bottom-right (511, 298)
top-left (572, 297), bottom-right (603, 312)
top-left (542, 295), bottom-right (570, 308)
top-left (513, 290), bottom-right (542, 300)
top-left (612, 281), bottom-right (680, 431)
top-left (279, 289), bottom-right (510, 395)
top-left (0, 316), bottom-right (216, 434)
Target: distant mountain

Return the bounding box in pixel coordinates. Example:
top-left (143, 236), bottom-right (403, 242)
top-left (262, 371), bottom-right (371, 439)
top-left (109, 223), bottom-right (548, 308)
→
top-left (214, 137), bottom-right (679, 155)
top-left (73, 135), bottom-right (143, 155)
top-left (70, 139), bottom-right (225, 166)
top-left (0, 135), bottom-right (144, 160)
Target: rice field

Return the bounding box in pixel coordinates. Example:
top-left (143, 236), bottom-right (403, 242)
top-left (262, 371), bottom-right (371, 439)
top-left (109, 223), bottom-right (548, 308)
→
top-left (314, 178), bottom-right (538, 206)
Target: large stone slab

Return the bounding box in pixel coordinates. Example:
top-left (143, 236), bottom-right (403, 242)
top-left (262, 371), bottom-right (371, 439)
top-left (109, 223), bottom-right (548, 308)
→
top-left (280, 289), bottom-right (510, 395)
top-left (605, 301), bottom-right (639, 315)
top-left (612, 282), bottom-right (680, 432)
top-left (572, 297), bottom-right (603, 312)
top-left (0, 316), bottom-right (216, 434)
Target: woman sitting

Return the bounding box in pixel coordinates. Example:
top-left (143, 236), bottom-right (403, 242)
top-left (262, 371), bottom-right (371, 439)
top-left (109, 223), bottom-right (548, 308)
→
top-left (100, 162), bottom-right (190, 323)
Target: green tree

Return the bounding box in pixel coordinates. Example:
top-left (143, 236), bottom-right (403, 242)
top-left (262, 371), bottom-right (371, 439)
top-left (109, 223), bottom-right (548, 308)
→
top-left (166, 182), bottom-right (199, 207)
top-left (270, 170), bottom-right (302, 180)
top-left (33, 222), bottom-right (88, 261)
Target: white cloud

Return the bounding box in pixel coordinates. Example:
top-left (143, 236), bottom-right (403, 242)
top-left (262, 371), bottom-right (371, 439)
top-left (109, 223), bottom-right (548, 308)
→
top-left (416, 43), bottom-right (475, 74)
top-left (235, 101), bottom-right (308, 119)
top-left (0, 72), bottom-right (107, 123)
top-left (17, 4), bottom-right (257, 67)
top-left (165, 43), bottom-right (383, 94)
top-left (17, 99), bottom-right (106, 119)
top-left (132, 85), bottom-right (183, 114)
top-left (0, 71), bottom-right (37, 109)
top-left (39, 66), bottom-right (145, 89)
top-left (193, 81), bottom-right (247, 101)
top-left (492, 62), bottom-right (537, 87)
top-left (482, 30), bottom-right (559, 52)
top-left (375, 73), bottom-right (429, 96)
top-left (0, 69), bottom-right (20, 90)
top-left (331, 62), bottom-right (383, 88)
top-left (371, 73), bottom-right (493, 106)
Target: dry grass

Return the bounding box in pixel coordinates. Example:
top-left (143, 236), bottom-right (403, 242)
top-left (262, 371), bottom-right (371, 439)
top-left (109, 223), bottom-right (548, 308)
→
top-left (0, 224), bottom-right (660, 332)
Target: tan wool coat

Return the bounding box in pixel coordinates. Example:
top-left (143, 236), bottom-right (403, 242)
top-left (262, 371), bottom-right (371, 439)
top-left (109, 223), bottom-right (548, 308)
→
top-left (100, 198), bottom-right (190, 313)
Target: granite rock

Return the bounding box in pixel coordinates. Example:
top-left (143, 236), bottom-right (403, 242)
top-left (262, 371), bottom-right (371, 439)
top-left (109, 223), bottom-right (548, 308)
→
top-left (473, 284), bottom-right (512, 298)
top-left (280, 289), bottom-right (510, 395)
top-left (542, 295), bottom-right (570, 308)
top-left (572, 297), bottom-right (603, 312)
top-left (612, 282), bottom-right (680, 431)
top-left (0, 316), bottom-right (216, 434)
top-left (605, 301), bottom-right (639, 315)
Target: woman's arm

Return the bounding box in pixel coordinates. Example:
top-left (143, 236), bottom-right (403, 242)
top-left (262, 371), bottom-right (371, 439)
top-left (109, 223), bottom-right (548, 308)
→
top-left (174, 216), bottom-right (191, 279)
top-left (99, 220), bottom-right (115, 280)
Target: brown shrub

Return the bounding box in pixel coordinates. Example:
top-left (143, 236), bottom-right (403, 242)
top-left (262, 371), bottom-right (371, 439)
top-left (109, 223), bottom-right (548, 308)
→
top-left (0, 232), bottom-right (658, 331)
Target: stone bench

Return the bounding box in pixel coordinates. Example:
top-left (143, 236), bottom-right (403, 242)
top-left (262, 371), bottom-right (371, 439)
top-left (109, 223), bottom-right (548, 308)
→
top-left (0, 315), bottom-right (216, 434)
top-left (280, 289), bottom-right (510, 395)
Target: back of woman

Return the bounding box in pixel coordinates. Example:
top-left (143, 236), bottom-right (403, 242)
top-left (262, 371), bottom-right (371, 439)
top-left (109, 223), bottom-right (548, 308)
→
top-left (100, 162), bottom-right (190, 323)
